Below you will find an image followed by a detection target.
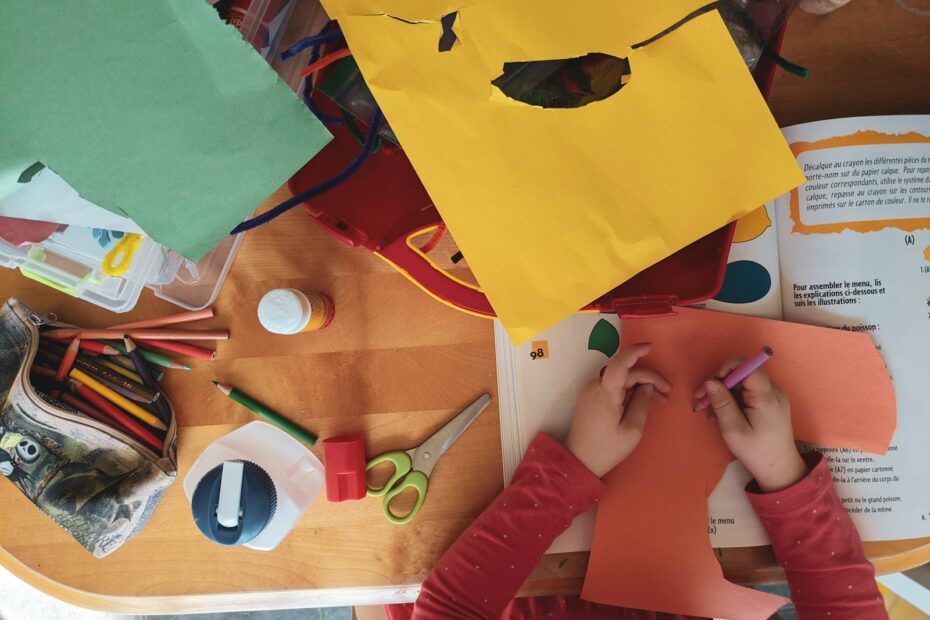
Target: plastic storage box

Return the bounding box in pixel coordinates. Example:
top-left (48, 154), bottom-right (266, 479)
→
top-left (0, 225), bottom-right (242, 313)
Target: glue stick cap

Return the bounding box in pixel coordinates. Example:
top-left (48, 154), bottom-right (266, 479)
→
top-left (323, 434), bottom-right (367, 502)
top-left (258, 288), bottom-right (334, 335)
top-left (257, 289), bottom-right (311, 335)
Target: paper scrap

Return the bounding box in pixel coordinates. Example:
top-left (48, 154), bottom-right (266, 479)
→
top-left (0, 217), bottom-right (61, 247)
top-left (0, 168), bottom-right (143, 234)
top-left (321, 0), bottom-right (805, 343)
top-left (0, 1), bottom-right (331, 260)
top-left (581, 306), bottom-right (896, 617)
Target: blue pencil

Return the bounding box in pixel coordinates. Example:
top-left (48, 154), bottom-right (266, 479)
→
top-left (124, 337), bottom-right (172, 425)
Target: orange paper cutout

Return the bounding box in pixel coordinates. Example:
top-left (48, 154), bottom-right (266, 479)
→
top-left (581, 307), bottom-right (896, 618)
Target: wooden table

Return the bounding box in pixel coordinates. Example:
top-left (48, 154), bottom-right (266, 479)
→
top-left (1, 0), bottom-right (928, 613)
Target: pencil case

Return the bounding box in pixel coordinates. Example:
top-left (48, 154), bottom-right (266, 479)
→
top-left (0, 298), bottom-right (177, 558)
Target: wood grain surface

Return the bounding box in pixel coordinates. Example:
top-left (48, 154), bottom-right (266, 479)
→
top-left (1, 0), bottom-right (928, 612)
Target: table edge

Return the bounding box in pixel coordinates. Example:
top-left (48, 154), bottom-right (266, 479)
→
top-left (0, 547), bottom-right (418, 614)
top-left (5, 538), bottom-right (929, 614)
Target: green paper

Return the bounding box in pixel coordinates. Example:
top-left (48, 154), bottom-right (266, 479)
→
top-left (0, 1), bottom-right (331, 260)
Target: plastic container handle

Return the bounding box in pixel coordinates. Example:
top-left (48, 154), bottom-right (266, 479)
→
top-left (377, 233), bottom-right (495, 318)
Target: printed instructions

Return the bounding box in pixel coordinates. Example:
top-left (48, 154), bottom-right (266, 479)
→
top-left (777, 161), bottom-right (930, 541)
top-left (790, 278), bottom-right (886, 310)
top-left (809, 445), bottom-right (905, 517)
top-left (799, 145), bottom-right (930, 226)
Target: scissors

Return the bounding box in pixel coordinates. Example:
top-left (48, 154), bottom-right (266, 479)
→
top-left (366, 393), bottom-right (492, 525)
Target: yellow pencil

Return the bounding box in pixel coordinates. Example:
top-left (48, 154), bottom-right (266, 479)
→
top-left (69, 369), bottom-right (167, 431)
top-left (99, 360), bottom-right (145, 384)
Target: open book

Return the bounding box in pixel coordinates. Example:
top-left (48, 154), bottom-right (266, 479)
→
top-left (495, 115), bottom-right (930, 552)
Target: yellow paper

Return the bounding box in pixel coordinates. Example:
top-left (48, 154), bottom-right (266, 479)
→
top-left (323, 0), bottom-right (806, 343)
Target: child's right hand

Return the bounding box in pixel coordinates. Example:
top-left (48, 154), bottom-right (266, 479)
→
top-left (694, 361), bottom-right (808, 492)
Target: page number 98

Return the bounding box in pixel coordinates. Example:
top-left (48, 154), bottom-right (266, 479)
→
top-left (530, 341), bottom-right (549, 360)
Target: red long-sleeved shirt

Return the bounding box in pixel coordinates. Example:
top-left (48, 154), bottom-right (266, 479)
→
top-left (388, 433), bottom-right (885, 620)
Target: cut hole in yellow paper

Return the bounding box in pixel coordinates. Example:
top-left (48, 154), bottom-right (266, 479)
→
top-left (492, 54), bottom-right (631, 109)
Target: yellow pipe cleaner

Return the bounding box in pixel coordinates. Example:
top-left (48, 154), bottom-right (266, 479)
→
top-left (101, 233), bottom-right (143, 277)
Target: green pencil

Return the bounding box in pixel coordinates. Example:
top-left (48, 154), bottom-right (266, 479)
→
top-left (107, 341), bottom-right (191, 371)
top-left (212, 381), bottom-right (317, 446)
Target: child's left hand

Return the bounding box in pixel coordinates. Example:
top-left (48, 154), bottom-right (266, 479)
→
top-left (565, 343), bottom-right (672, 477)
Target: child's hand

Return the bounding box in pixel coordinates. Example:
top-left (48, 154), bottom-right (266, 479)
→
top-left (695, 361), bottom-right (808, 492)
top-left (565, 343), bottom-right (672, 477)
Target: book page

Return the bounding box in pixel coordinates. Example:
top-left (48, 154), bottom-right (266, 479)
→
top-left (775, 115), bottom-right (930, 541)
top-left (698, 202), bottom-right (784, 320)
top-left (495, 314), bottom-right (621, 553)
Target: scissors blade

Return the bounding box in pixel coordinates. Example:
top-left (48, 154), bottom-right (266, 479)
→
top-left (413, 393), bottom-right (492, 476)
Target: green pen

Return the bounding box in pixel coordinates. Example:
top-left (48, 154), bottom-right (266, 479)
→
top-left (212, 381), bottom-right (317, 446)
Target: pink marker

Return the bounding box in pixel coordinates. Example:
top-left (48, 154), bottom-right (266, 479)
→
top-left (695, 346), bottom-right (774, 411)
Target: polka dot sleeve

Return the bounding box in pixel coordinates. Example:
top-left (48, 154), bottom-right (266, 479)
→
top-left (746, 452), bottom-right (887, 620)
top-left (412, 432), bottom-right (605, 619)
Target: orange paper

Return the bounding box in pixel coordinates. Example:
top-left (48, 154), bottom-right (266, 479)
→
top-left (581, 307), bottom-right (896, 618)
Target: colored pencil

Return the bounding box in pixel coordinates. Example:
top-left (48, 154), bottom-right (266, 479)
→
top-left (108, 308), bottom-right (214, 330)
top-left (124, 337), bottom-right (171, 424)
top-left (75, 357), bottom-right (157, 402)
top-left (69, 369), bottom-right (167, 431)
top-left (38, 346), bottom-right (147, 391)
top-left (46, 334), bottom-right (188, 372)
top-left (71, 382), bottom-right (163, 452)
top-left (106, 342), bottom-right (190, 371)
top-left (77, 359), bottom-right (157, 402)
top-left (694, 346), bottom-right (775, 411)
top-left (138, 339), bottom-right (216, 361)
top-left (30, 365), bottom-right (57, 378)
top-left (60, 392), bottom-right (113, 426)
top-left (54, 338), bottom-right (81, 382)
top-left (100, 359), bottom-right (149, 384)
top-left (213, 381), bottom-right (317, 446)
top-left (37, 348), bottom-right (158, 403)
top-left (77, 363), bottom-right (156, 403)
top-left (46, 328), bottom-right (229, 341)
top-left (42, 336), bottom-right (119, 355)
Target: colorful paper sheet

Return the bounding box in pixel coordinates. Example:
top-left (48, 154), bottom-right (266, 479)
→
top-left (0, 1), bottom-right (331, 260)
top-left (321, 0), bottom-right (805, 343)
top-left (0, 168), bottom-right (143, 234)
top-left (581, 307), bottom-right (896, 618)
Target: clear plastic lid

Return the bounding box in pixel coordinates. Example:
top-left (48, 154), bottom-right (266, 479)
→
top-left (151, 233), bottom-right (243, 310)
top-left (0, 223), bottom-right (242, 313)
top-left (0, 224), bottom-right (165, 313)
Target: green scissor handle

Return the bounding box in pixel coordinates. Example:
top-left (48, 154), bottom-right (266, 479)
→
top-left (366, 451), bottom-right (413, 498)
top-left (366, 451), bottom-right (429, 524)
top-left (382, 470), bottom-right (428, 525)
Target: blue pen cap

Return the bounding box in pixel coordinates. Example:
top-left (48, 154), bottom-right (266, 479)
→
top-left (191, 460), bottom-right (277, 546)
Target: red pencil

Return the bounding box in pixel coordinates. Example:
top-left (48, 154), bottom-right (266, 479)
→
top-left (71, 382), bottom-right (163, 452)
top-left (54, 338), bottom-right (81, 382)
top-left (60, 392), bottom-right (112, 426)
top-left (108, 308), bottom-right (214, 330)
top-left (138, 339), bottom-right (216, 361)
top-left (42, 336), bottom-right (119, 356)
